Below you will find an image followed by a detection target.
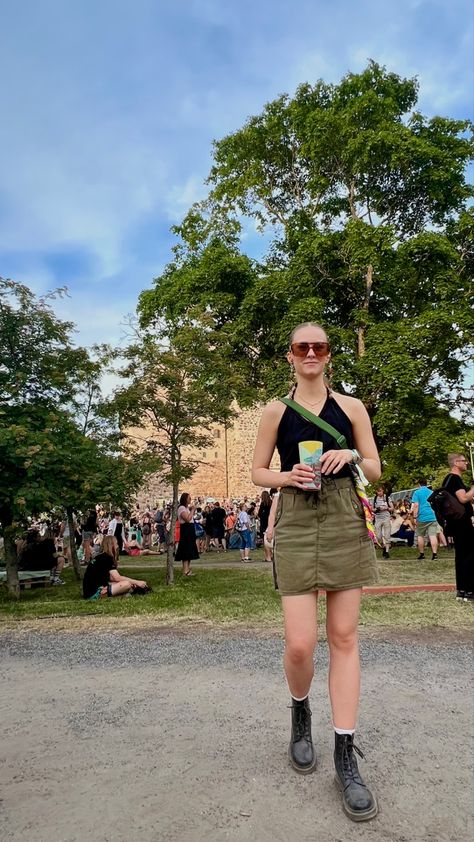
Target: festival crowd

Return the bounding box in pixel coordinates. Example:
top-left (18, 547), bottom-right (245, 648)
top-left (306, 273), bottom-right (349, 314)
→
top-left (8, 459), bottom-right (473, 604)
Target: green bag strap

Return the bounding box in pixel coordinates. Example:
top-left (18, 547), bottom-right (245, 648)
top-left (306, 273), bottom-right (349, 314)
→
top-left (280, 397), bottom-right (348, 449)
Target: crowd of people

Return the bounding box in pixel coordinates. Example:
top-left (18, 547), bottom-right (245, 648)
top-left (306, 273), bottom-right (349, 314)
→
top-left (10, 467), bottom-right (472, 597)
top-left (9, 494), bottom-right (276, 590)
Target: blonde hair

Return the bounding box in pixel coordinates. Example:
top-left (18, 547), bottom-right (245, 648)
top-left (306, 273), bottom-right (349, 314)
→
top-left (289, 322), bottom-right (330, 348)
top-left (101, 535), bottom-right (119, 563)
top-left (448, 452), bottom-right (464, 468)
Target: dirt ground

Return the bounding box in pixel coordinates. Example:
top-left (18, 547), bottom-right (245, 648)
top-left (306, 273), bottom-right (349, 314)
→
top-left (0, 628), bottom-right (472, 842)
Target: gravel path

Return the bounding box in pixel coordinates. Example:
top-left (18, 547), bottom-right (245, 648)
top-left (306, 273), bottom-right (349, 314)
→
top-left (0, 629), bottom-right (472, 842)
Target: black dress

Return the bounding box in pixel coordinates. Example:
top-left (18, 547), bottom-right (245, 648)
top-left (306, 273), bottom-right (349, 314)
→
top-left (175, 510), bottom-right (200, 562)
top-left (258, 504), bottom-right (271, 537)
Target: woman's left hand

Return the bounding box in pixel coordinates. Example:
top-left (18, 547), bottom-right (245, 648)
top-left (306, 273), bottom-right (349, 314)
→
top-left (320, 449), bottom-right (354, 475)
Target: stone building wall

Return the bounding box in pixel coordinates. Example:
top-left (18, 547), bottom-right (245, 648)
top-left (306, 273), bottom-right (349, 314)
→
top-left (135, 405), bottom-right (280, 508)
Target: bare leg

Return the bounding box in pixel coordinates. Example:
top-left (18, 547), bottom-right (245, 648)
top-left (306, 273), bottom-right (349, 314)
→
top-left (428, 533), bottom-right (439, 554)
top-left (417, 536), bottom-right (425, 555)
top-left (83, 538), bottom-right (92, 563)
top-left (326, 588), bottom-right (361, 729)
top-left (383, 521), bottom-right (391, 553)
top-left (281, 593), bottom-right (318, 699)
top-left (103, 580), bottom-right (133, 596)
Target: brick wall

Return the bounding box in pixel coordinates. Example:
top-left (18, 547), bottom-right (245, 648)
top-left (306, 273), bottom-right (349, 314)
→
top-left (134, 404), bottom-right (280, 507)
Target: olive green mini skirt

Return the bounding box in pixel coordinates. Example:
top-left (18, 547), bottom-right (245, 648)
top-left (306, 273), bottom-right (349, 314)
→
top-left (273, 477), bottom-right (378, 595)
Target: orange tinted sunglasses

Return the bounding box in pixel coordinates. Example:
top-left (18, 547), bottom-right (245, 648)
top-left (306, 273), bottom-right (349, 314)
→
top-left (290, 341), bottom-right (330, 358)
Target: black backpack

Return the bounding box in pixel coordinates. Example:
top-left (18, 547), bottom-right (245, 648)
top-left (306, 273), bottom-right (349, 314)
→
top-left (427, 479), bottom-right (465, 526)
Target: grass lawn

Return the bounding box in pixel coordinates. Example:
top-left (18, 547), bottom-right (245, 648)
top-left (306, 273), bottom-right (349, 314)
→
top-left (0, 553), bottom-right (472, 632)
top-left (122, 545), bottom-right (456, 586)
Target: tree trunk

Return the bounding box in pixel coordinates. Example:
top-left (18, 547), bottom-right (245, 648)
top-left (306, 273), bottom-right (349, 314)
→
top-left (357, 263), bottom-right (373, 358)
top-left (166, 482), bottom-right (179, 586)
top-left (3, 515), bottom-right (20, 599)
top-left (66, 506), bottom-right (82, 581)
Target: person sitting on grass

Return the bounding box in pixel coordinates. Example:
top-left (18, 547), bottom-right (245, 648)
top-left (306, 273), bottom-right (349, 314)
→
top-left (124, 532), bottom-right (152, 557)
top-left (82, 536), bottom-right (149, 600)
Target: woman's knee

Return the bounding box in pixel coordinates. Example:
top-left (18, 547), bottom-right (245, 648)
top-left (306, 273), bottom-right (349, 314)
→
top-left (285, 635), bottom-right (316, 664)
top-left (327, 625), bottom-right (358, 653)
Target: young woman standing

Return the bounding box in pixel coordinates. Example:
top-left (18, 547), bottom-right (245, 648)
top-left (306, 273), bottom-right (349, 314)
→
top-left (252, 322), bottom-right (381, 822)
top-left (174, 493), bottom-right (199, 577)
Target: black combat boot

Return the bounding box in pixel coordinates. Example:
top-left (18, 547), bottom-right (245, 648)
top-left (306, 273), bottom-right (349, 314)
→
top-left (334, 733), bottom-right (378, 821)
top-left (288, 698), bottom-right (317, 774)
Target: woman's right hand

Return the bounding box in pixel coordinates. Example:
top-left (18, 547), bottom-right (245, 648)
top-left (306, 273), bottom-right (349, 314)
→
top-left (282, 463), bottom-right (316, 490)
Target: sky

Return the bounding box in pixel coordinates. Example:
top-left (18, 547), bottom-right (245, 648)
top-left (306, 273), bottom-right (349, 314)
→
top-left (1, 0), bottom-right (473, 362)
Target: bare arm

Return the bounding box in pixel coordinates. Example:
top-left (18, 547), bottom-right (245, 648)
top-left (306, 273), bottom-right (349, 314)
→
top-left (264, 494), bottom-right (280, 541)
top-left (109, 569), bottom-right (147, 587)
top-left (251, 402), bottom-right (315, 490)
top-left (320, 395), bottom-right (381, 483)
top-left (454, 486), bottom-right (474, 504)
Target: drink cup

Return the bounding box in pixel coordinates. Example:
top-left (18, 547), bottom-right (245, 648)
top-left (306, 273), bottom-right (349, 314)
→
top-left (298, 441), bottom-right (323, 490)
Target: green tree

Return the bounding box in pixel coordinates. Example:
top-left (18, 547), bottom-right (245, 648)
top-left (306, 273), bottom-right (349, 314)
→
top-left (138, 62), bottom-right (474, 486)
top-left (0, 280), bottom-right (151, 597)
top-left (110, 323), bottom-right (238, 584)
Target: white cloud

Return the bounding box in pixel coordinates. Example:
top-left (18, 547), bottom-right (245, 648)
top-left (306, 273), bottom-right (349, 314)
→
top-left (1, 0), bottom-right (472, 364)
top-left (165, 173), bottom-right (208, 219)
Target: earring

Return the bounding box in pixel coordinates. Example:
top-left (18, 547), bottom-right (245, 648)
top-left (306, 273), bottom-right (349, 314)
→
top-left (327, 360), bottom-right (334, 386)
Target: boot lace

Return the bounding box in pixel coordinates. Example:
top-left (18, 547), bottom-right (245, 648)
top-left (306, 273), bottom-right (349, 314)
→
top-left (342, 738), bottom-right (365, 782)
top-left (289, 704), bottom-right (312, 740)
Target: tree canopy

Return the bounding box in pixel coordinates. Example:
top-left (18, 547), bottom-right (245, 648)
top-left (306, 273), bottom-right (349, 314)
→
top-left (111, 322), bottom-right (238, 582)
top-left (0, 279), bottom-right (151, 596)
top-left (138, 62), bottom-right (474, 486)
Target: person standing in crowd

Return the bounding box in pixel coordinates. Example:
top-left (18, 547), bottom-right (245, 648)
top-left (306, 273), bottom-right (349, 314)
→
top-left (442, 454), bottom-right (474, 601)
top-left (193, 507), bottom-right (206, 554)
top-left (247, 502), bottom-right (258, 550)
top-left (210, 501), bottom-right (227, 552)
top-left (236, 503), bottom-right (252, 562)
top-left (202, 504), bottom-right (213, 552)
top-left (225, 507), bottom-right (237, 547)
top-left (59, 513), bottom-right (77, 566)
top-left (141, 512), bottom-right (152, 550)
top-left (252, 322), bottom-right (380, 822)
top-left (257, 490), bottom-right (273, 562)
top-left (175, 492), bottom-right (199, 576)
top-left (107, 511), bottom-right (125, 554)
top-left (81, 508), bottom-right (98, 566)
top-left (154, 506), bottom-right (166, 553)
top-left (411, 478), bottom-right (438, 561)
top-left (373, 487), bottom-right (393, 559)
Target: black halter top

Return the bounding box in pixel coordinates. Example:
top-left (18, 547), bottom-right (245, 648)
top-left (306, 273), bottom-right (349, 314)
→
top-left (276, 389), bottom-right (354, 479)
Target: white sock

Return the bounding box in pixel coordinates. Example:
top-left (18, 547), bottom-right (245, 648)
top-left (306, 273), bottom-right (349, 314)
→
top-left (334, 727), bottom-right (355, 735)
top-left (291, 694), bottom-right (309, 702)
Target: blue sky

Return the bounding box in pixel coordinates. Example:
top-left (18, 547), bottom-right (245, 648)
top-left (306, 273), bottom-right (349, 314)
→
top-left (1, 0), bottom-right (473, 361)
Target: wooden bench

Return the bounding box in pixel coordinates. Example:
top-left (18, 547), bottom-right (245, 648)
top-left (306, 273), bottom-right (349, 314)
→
top-left (0, 569), bottom-right (51, 589)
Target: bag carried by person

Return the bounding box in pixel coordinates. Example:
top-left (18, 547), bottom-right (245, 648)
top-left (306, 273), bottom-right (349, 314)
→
top-left (194, 522), bottom-right (205, 538)
top-left (427, 481), bottom-right (465, 527)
